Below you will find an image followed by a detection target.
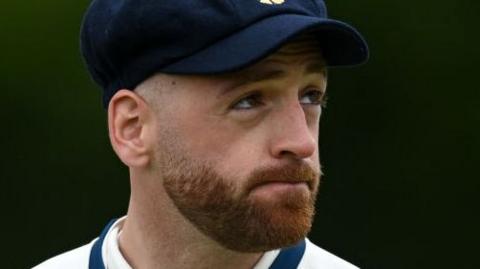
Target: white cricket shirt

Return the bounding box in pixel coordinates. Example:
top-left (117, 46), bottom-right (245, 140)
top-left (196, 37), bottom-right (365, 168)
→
top-left (33, 217), bottom-right (358, 269)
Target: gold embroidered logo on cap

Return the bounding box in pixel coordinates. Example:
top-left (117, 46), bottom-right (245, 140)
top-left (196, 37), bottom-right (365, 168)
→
top-left (260, 0), bottom-right (285, 5)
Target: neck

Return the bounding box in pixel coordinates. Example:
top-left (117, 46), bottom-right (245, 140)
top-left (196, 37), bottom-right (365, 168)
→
top-left (118, 172), bottom-right (263, 269)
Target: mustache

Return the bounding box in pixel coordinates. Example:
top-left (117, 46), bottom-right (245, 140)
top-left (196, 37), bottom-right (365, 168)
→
top-left (245, 163), bottom-right (321, 192)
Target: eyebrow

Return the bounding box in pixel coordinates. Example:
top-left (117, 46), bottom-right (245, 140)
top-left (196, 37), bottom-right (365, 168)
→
top-left (304, 62), bottom-right (328, 77)
top-left (244, 61), bottom-right (327, 83)
top-left (218, 61), bottom-right (327, 97)
top-left (238, 69), bottom-right (288, 85)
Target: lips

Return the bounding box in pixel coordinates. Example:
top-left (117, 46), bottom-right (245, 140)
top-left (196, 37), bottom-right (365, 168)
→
top-left (251, 179), bottom-right (312, 191)
top-left (243, 163), bottom-right (320, 194)
top-left (246, 176), bottom-right (316, 195)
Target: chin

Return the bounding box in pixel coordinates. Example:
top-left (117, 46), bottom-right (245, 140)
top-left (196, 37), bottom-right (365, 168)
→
top-left (216, 195), bottom-right (316, 253)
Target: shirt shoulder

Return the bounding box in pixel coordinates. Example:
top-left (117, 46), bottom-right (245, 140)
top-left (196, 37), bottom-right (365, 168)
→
top-left (298, 239), bottom-right (359, 269)
top-left (32, 240), bottom-right (96, 269)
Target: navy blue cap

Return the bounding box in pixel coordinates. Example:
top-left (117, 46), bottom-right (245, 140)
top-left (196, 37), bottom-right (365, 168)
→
top-left (80, 0), bottom-right (369, 107)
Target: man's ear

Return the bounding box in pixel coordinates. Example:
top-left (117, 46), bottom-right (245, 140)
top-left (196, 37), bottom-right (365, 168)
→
top-left (108, 89), bottom-right (154, 168)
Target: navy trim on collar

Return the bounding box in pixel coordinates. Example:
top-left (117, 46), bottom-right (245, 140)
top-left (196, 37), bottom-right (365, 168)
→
top-left (270, 240), bottom-right (307, 269)
top-left (89, 219), bottom-right (118, 269)
top-left (89, 219), bottom-right (306, 269)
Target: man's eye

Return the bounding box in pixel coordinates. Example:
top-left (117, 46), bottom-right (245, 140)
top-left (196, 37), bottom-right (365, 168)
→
top-left (300, 89), bottom-right (327, 107)
top-left (231, 93), bottom-right (263, 109)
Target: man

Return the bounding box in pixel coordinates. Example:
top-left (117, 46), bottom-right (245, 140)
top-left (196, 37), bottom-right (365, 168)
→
top-left (34, 0), bottom-right (368, 268)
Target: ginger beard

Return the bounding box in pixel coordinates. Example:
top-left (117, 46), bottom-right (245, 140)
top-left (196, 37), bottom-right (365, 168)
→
top-left (158, 137), bottom-right (321, 252)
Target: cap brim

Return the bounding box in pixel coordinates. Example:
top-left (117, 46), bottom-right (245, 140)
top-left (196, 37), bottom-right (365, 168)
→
top-left (162, 13), bottom-right (369, 74)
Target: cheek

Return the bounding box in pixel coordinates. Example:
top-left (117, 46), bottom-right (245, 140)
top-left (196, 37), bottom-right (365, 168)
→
top-left (311, 127), bottom-right (321, 167)
top-left (179, 118), bottom-right (268, 178)
top-left (174, 113), bottom-right (241, 162)
top-left (220, 140), bottom-right (265, 176)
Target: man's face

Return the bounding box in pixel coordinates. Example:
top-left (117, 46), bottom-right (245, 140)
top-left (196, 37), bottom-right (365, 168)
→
top-left (145, 37), bottom-right (326, 252)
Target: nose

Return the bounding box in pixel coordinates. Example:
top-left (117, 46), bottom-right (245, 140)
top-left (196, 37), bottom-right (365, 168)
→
top-left (269, 102), bottom-right (317, 160)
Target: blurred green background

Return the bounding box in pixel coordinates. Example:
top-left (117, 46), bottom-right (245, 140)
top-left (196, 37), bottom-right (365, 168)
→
top-left (2, 0), bottom-right (479, 268)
